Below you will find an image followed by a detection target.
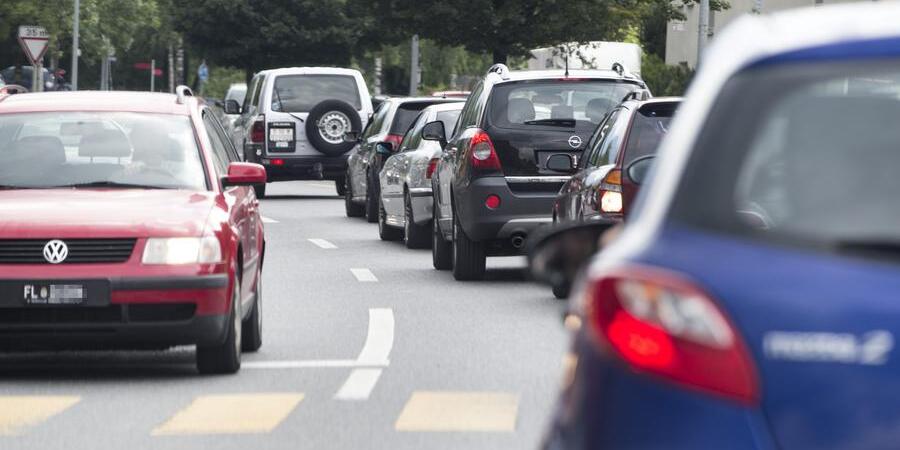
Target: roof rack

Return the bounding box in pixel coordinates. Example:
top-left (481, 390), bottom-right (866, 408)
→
top-left (175, 85), bottom-right (194, 104)
top-left (487, 63), bottom-right (510, 80)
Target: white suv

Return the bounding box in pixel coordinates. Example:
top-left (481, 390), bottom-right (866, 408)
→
top-left (226, 67), bottom-right (372, 197)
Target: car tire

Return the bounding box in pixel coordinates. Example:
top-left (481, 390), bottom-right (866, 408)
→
top-left (254, 183), bottom-right (266, 199)
top-left (404, 193), bottom-right (430, 249)
top-left (197, 274), bottom-right (242, 374)
top-left (241, 270), bottom-right (263, 352)
top-left (452, 208), bottom-right (486, 281)
top-left (335, 177), bottom-right (347, 197)
top-left (305, 100), bottom-right (361, 156)
top-left (552, 283), bottom-right (570, 300)
top-left (432, 204), bottom-right (452, 271)
top-left (378, 199), bottom-right (403, 241)
top-left (345, 175), bottom-right (365, 218)
top-left (364, 170), bottom-right (379, 223)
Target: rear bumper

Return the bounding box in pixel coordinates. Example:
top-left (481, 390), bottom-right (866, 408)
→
top-left (257, 155), bottom-right (349, 181)
top-left (409, 188), bottom-right (433, 225)
top-left (0, 274), bottom-right (230, 349)
top-left (455, 176), bottom-right (556, 245)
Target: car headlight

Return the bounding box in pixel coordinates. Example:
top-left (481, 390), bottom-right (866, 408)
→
top-left (142, 237), bottom-right (223, 265)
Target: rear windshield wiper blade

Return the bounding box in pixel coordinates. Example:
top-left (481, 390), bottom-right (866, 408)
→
top-left (54, 181), bottom-right (168, 189)
top-left (522, 118), bottom-right (576, 127)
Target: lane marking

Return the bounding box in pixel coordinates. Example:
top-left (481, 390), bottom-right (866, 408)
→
top-left (395, 392), bottom-right (519, 432)
top-left (350, 268), bottom-right (378, 282)
top-left (153, 393), bottom-right (304, 435)
top-left (261, 216), bottom-right (279, 224)
top-left (244, 359), bottom-right (363, 369)
top-left (333, 369), bottom-right (383, 401)
top-left (0, 396), bottom-right (80, 436)
top-left (356, 308), bottom-right (394, 366)
top-left (308, 238), bottom-right (337, 249)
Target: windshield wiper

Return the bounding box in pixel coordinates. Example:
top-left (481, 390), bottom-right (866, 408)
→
top-left (523, 118), bottom-right (576, 127)
top-left (53, 181), bottom-right (168, 189)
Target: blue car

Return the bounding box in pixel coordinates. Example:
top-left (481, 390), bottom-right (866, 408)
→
top-left (533, 3), bottom-right (900, 449)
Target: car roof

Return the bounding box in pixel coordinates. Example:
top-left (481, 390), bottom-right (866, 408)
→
top-left (257, 67), bottom-right (363, 77)
top-left (424, 102), bottom-right (466, 113)
top-left (0, 91), bottom-right (195, 115)
top-left (495, 69), bottom-right (643, 84)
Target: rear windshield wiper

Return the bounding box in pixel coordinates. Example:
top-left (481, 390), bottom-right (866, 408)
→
top-left (53, 181), bottom-right (169, 189)
top-left (522, 118), bottom-right (576, 127)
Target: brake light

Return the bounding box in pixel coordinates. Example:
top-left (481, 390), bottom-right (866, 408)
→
top-left (470, 129), bottom-right (501, 171)
top-left (597, 169), bottom-right (623, 215)
top-left (384, 134), bottom-right (404, 151)
top-left (586, 266), bottom-right (758, 404)
top-left (484, 194), bottom-right (501, 210)
top-left (271, 159), bottom-right (284, 166)
top-left (426, 158), bottom-right (439, 179)
top-left (250, 115), bottom-right (265, 144)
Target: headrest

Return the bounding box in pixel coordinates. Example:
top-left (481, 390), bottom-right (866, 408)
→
top-left (507, 98), bottom-right (535, 123)
top-left (9, 136), bottom-right (66, 166)
top-left (551, 105), bottom-right (574, 120)
top-left (586, 98), bottom-right (615, 122)
top-left (79, 129), bottom-right (131, 158)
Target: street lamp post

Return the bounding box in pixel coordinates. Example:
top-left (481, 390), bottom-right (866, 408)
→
top-left (71, 0), bottom-right (80, 90)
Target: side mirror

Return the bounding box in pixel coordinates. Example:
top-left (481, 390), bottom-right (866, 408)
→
top-left (625, 155), bottom-right (655, 185)
top-left (421, 121), bottom-right (447, 147)
top-left (375, 142), bottom-right (394, 155)
top-left (343, 130), bottom-right (361, 143)
top-left (546, 154), bottom-right (575, 172)
top-left (224, 99), bottom-right (241, 115)
top-left (222, 162), bottom-right (267, 188)
top-left (527, 220), bottom-right (620, 299)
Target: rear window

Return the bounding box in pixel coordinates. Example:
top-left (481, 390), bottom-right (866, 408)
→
top-left (389, 102), bottom-right (440, 135)
top-left (622, 103), bottom-right (678, 165)
top-left (488, 80), bottom-right (640, 132)
top-left (436, 109), bottom-right (462, 136)
top-left (272, 75), bottom-right (361, 113)
top-left (671, 61), bottom-right (900, 254)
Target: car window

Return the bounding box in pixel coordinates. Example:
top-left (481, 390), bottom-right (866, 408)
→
top-left (672, 60), bottom-right (900, 254)
top-left (0, 112), bottom-right (207, 190)
top-left (587, 108), bottom-right (624, 167)
top-left (205, 110), bottom-right (240, 162)
top-left (243, 75), bottom-right (262, 114)
top-left (390, 102), bottom-right (443, 135)
top-left (436, 109), bottom-right (462, 137)
top-left (202, 112), bottom-right (232, 176)
top-left (399, 112), bottom-right (428, 151)
top-left (457, 81), bottom-right (484, 131)
top-left (621, 103), bottom-right (677, 166)
top-left (225, 85), bottom-right (247, 105)
top-left (271, 75), bottom-right (361, 113)
top-left (363, 102), bottom-right (391, 140)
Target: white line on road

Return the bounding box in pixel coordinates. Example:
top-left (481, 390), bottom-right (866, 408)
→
top-left (356, 308), bottom-right (394, 366)
top-left (333, 369), bottom-right (383, 401)
top-left (308, 238), bottom-right (337, 249)
top-left (350, 268), bottom-right (378, 282)
top-left (243, 359), bottom-right (363, 369)
top-left (261, 216), bottom-right (279, 224)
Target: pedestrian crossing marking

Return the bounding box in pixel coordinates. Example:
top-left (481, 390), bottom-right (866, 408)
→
top-left (0, 396), bottom-right (80, 436)
top-left (395, 391), bottom-right (518, 432)
top-left (152, 393), bottom-right (304, 435)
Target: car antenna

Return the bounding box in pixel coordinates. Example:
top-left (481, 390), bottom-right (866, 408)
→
top-left (564, 48), bottom-right (570, 78)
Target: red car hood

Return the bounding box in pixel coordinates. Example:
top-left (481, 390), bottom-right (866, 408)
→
top-left (0, 189), bottom-right (217, 238)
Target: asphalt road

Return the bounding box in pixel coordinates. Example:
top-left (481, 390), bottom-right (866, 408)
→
top-left (0, 180), bottom-right (569, 450)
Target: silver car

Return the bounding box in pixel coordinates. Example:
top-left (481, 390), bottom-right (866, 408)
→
top-left (377, 102), bottom-right (464, 248)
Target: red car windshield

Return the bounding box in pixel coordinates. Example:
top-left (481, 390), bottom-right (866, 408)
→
top-left (0, 112), bottom-right (206, 190)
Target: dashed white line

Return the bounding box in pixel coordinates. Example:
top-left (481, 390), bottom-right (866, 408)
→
top-left (261, 216), bottom-right (279, 224)
top-left (350, 268), bottom-right (378, 282)
top-left (243, 360), bottom-right (362, 369)
top-left (333, 369), bottom-right (383, 400)
top-left (308, 238), bottom-right (337, 249)
top-left (356, 308), bottom-right (395, 366)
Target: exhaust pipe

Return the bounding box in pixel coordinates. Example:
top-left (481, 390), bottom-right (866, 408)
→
top-left (511, 233), bottom-right (527, 249)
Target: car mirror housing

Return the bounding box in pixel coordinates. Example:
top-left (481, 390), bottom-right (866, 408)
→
top-left (625, 155), bottom-right (655, 185)
top-left (546, 154), bottom-right (575, 172)
top-left (222, 162), bottom-right (267, 188)
top-left (527, 220), bottom-right (621, 296)
top-left (224, 99), bottom-right (241, 115)
top-left (375, 142), bottom-right (394, 155)
top-left (421, 121), bottom-right (447, 147)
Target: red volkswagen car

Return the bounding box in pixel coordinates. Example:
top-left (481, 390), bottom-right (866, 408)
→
top-left (0, 88), bottom-right (266, 374)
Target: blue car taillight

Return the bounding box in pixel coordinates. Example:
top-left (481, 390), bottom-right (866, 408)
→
top-left (585, 265), bottom-right (759, 404)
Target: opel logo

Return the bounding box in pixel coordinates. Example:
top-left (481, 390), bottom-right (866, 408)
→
top-left (567, 135), bottom-right (582, 149)
top-left (43, 240), bottom-right (69, 264)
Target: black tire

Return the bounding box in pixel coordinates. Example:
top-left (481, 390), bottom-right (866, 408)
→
top-left (345, 176), bottom-right (365, 217)
top-left (364, 170), bottom-right (379, 223)
top-left (335, 176), bottom-right (347, 196)
top-left (305, 100), bottom-right (361, 156)
top-left (452, 208), bottom-right (486, 281)
top-left (432, 204), bottom-right (452, 270)
top-left (404, 193), bottom-right (430, 249)
top-left (378, 199), bottom-right (403, 241)
top-left (197, 275), bottom-right (242, 374)
top-left (552, 283), bottom-right (570, 300)
top-left (254, 183), bottom-right (266, 199)
top-left (241, 271), bottom-right (263, 352)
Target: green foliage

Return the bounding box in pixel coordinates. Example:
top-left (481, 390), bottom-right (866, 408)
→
top-left (203, 66), bottom-right (246, 99)
top-left (641, 53), bottom-right (694, 97)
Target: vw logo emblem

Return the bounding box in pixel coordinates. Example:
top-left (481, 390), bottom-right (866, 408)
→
top-left (567, 135), bottom-right (582, 149)
top-left (43, 240), bottom-right (69, 264)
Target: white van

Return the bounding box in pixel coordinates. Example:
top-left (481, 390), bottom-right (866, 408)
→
top-left (226, 67), bottom-right (372, 197)
top-left (528, 42), bottom-right (642, 75)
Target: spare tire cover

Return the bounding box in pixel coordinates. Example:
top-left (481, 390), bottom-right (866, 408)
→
top-left (305, 99), bottom-right (362, 156)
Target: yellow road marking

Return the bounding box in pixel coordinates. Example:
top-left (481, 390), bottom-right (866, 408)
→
top-left (395, 391), bottom-right (518, 432)
top-left (0, 396), bottom-right (80, 436)
top-left (153, 393), bottom-right (304, 435)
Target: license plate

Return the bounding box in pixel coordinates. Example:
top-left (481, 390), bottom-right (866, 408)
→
top-left (0, 280), bottom-right (110, 307)
top-left (269, 128), bottom-right (294, 142)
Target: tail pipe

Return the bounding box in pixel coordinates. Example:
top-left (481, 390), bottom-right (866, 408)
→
top-left (511, 233), bottom-right (527, 250)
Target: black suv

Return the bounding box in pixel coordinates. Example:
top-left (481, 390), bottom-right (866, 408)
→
top-left (426, 64), bottom-right (648, 280)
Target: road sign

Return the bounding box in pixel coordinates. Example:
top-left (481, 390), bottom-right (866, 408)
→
top-left (17, 26), bottom-right (49, 65)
